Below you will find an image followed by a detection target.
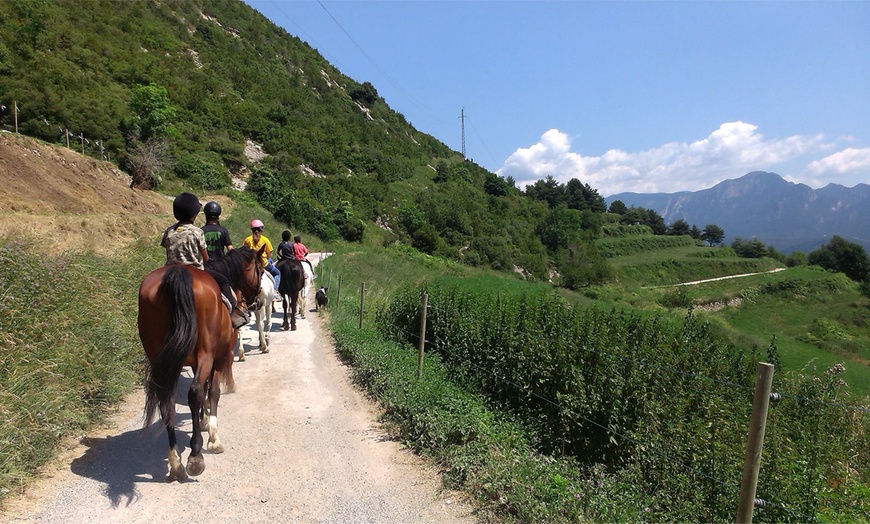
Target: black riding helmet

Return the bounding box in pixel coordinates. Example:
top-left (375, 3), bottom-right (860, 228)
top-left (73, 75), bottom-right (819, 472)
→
top-left (173, 192), bottom-right (202, 221)
top-left (204, 201), bottom-right (222, 218)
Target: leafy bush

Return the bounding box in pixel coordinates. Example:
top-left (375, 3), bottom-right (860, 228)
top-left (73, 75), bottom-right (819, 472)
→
top-left (658, 286), bottom-right (693, 308)
top-left (597, 234), bottom-right (696, 258)
top-left (373, 282), bottom-right (869, 522)
top-left (174, 151), bottom-right (230, 190)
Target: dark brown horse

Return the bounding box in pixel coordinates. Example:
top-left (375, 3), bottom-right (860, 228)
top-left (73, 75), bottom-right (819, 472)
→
top-left (276, 258), bottom-right (305, 331)
top-left (138, 246), bottom-right (264, 481)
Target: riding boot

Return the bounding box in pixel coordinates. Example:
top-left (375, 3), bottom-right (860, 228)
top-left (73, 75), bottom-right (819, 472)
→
top-left (231, 307), bottom-right (250, 329)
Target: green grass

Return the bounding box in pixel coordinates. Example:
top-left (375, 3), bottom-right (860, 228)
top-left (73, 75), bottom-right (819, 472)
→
top-left (0, 239), bottom-right (161, 499)
top-left (712, 279), bottom-right (870, 398)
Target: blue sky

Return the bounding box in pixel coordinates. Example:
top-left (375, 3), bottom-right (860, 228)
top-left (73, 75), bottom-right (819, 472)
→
top-left (244, 1), bottom-right (870, 197)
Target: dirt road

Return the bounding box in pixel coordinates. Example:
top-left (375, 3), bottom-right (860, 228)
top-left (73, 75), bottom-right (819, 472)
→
top-left (1, 253), bottom-right (475, 524)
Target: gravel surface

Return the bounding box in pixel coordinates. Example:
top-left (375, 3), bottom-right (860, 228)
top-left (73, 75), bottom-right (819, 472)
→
top-left (1, 254), bottom-right (476, 524)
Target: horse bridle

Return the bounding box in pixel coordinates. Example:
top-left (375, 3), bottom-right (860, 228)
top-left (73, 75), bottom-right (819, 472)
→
top-left (240, 258), bottom-right (264, 308)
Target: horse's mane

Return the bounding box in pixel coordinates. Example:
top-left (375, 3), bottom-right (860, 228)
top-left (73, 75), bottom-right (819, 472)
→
top-left (205, 246), bottom-right (256, 283)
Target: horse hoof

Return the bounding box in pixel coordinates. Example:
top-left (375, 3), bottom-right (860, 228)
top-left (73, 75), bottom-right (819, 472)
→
top-left (238, 355), bottom-right (245, 362)
top-left (207, 442), bottom-right (225, 454)
top-left (282, 324), bottom-right (289, 331)
top-left (262, 346), bottom-right (270, 354)
top-left (167, 467), bottom-right (188, 482)
top-left (291, 325), bottom-right (297, 331)
top-left (186, 455), bottom-right (205, 476)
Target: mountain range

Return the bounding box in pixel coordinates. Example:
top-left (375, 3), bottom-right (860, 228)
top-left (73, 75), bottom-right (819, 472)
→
top-left (606, 171), bottom-right (870, 254)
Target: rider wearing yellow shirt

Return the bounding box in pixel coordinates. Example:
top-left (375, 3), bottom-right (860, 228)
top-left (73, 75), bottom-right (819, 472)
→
top-left (243, 219), bottom-right (280, 289)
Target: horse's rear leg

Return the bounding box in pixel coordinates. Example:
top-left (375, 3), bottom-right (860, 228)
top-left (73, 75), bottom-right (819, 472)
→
top-left (161, 404), bottom-right (187, 482)
top-left (205, 371), bottom-right (224, 453)
top-left (282, 294), bottom-right (290, 330)
top-left (185, 375), bottom-right (206, 476)
top-left (290, 293), bottom-right (298, 331)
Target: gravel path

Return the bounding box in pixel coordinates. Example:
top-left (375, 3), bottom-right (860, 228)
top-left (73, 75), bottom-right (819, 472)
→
top-left (1, 254), bottom-right (476, 523)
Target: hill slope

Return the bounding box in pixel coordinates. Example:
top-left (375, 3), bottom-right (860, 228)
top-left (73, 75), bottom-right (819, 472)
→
top-left (0, 0), bottom-right (556, 279)
top-left (0, 132), bottom-right (172, 252)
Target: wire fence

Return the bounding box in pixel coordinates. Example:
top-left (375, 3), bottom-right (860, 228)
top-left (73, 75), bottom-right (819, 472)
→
top-left (315, 261), bottom-right (868, 523)
top-left (0, 100), bottom-right (113, 162)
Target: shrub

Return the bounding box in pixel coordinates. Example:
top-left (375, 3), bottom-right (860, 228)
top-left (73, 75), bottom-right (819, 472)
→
top-left (174, 151), bottom-right (230, 190)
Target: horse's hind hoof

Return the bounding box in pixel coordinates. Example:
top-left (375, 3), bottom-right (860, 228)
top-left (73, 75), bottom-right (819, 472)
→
top-left (186, 455), bottom-right (205, 476)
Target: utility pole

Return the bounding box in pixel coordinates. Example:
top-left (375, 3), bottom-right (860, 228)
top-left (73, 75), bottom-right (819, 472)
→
top-left (459, 107), bottom-right (466, 159)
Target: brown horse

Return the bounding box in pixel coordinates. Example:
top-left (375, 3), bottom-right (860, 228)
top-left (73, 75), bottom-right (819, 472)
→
top-left (276, 258), bottom-right (305, 331)
top-left (138, 246), bottom-right (264, 481)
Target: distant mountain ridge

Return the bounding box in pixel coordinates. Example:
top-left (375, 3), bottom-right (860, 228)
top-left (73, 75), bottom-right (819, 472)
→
top-left (606, 172), bottom-right (870, 253)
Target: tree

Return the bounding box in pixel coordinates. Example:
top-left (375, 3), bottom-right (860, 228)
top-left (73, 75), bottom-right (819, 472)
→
top-left (620, 206), bottom-right (643, 226)
top-left (642, 208), bottom-right (666, 235)
top-left (667, 219), bottom-right (691, 236)
top-left (350, 81), bottom-right (378, 106)
top-left (565, 179), bottom-right (606, 213)
top-left (731, 237), bottom-right (767, 258)
top-left (701, 224), bottom-right (725, 246)
top-left (129, 83), bottom-right (177, 141)
top-left (484, 172), bottom-right (508, 196)
top-left (536, 204), bottom-right (583, 253)
top-left (525, 175), bottom-right (564, 208)
top-left (126, 139), bottom-right (170, 190)
top-left (808, 236), bottom-right (870, 282)
top-left (786, 251), bottom-right (807, 267)
top-left (126, 84), bottom-right (177, 188)
top-left (608, 200), bottom-right (627, 215)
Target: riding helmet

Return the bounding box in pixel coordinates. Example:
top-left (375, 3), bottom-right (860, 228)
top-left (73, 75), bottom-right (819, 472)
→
top-left (250, 219), bottom-right (264, 229)
top-left (204, 201), bottom-right (222, 218)
top-left (173, 192), bottom-right (202, 221)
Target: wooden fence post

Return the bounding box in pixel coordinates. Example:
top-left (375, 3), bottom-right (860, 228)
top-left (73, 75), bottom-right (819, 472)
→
top-left (358, 281), bottom-right (365, 329)
top-left (327, 268), bottom-right (333, 290)
top-left (736, 362), bottom-right (775, 524)
top-left (417, 292), bottom-right (428, 380)
top-left (13, 101), bottom-right (18, 134)
top-left (336, 275), bottom-right (342, 311)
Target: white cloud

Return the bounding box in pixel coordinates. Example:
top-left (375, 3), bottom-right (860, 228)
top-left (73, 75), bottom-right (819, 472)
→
top-left (806, 148), bottom-right (870, 178)
top-left (497, 122), bottom-right (847, 196)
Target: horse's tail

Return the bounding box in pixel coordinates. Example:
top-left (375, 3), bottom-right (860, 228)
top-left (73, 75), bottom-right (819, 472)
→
top-left (144, 266), bottom-right (198, 428)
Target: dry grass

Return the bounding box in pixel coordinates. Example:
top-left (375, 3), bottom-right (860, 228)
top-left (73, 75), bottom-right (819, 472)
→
top-left (0, 132), bottom-right (173, 254)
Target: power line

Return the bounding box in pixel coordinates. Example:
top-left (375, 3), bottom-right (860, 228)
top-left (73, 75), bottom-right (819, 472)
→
top-left (315, 0), bottom-right (430, 116)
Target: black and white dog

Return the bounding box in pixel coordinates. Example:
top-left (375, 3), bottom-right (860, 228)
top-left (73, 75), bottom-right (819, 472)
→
top-left (315, 286), bottom-right (329, 311)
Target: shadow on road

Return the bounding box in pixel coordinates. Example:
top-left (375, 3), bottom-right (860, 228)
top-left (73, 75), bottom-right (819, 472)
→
top-left (69, 376), bottom-right (196, 507)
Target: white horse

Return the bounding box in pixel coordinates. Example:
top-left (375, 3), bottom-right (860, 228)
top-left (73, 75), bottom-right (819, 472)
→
top-left (298, 260), bottom-right (314, 318)
top-left (238, 272), bottom-right (274, 362)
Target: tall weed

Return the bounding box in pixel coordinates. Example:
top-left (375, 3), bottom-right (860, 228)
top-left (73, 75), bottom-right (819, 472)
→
top-left (0, 239), bottom-right (160, 499)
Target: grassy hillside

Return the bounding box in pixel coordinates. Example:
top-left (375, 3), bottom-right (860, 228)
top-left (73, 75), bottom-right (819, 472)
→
top-left (322, 244), bottom-right (869, 523)
top-left (589, 227), bottom-right (869, 397)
